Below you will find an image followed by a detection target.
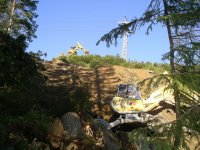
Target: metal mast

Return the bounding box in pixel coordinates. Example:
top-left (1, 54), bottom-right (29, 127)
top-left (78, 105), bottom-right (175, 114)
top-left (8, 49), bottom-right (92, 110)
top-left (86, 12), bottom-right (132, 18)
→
top-left (118, 17), bottom-right (129, 61)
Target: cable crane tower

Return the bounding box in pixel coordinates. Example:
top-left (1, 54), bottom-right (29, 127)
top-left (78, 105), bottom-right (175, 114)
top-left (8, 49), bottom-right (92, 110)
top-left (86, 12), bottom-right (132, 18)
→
top-left (118, 17), bottom-right (130, 61)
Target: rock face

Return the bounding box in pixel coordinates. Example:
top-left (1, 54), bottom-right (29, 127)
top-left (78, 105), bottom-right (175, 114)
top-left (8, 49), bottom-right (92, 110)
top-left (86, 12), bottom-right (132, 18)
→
top-left (103, 130), bottom-right (120, 150)
top-left (94, 119), bottom-right (121, 150)
top-left (61, 112), bottom-right (85, 140)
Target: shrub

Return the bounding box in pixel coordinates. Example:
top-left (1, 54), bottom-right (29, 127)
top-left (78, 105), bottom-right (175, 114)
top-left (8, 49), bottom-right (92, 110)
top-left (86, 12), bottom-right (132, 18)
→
top-left (57, 55), bottom-right (169, 72)
top-left (0, 32), bottom-right (44, 88)
top-left (90, 59), bottom-right (101, 68)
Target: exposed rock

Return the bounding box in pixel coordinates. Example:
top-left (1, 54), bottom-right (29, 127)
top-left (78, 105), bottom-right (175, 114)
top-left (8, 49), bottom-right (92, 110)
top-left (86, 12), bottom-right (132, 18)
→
top-left (48, 112), bottom-right (87, 149)
top-left (94, 119), bottom-right (121, 150)
top-left (103, 130), bottom-right (120, 150)
top-left (49, 112), bottom-right (122, 150)
top-left (62, 112), bottom-right (85, 140)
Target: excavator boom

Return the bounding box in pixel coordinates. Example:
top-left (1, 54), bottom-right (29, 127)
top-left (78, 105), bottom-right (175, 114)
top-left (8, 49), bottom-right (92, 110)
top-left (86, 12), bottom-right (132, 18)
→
top-left (67, 42), bottom-right (89, 55)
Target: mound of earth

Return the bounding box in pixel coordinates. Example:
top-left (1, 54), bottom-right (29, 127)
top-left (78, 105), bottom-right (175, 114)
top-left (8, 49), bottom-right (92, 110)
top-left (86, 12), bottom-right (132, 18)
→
top-left (43, 59), bottom-right (154, 120)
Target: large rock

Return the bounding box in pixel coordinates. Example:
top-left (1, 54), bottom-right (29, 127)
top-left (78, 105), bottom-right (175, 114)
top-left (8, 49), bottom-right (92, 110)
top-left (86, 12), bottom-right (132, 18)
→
top-left (61, 112), bottom-right (84, 140)
top-left (103, 130), bottom-right (121, 150)
top-left (49, 112), bottom-right (85, 149)
top-left (94, 119), bottom-right (121, 150)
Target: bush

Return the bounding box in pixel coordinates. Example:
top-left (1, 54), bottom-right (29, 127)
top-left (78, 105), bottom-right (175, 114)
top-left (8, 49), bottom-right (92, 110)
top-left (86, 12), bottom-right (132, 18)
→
top-left (0, 32), bottom-right (43, 88)
top-left (57, 55), bottom-right (169, 73)
top-left (0, 123), bottom-right (6, 146)
top-left (90, 59), bottom-right (101, 68)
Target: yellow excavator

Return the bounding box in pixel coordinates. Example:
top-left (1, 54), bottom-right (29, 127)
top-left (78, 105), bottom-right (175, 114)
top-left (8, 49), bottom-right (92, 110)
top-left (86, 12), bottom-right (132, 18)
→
top-left (96, 71), bottom-right (199, 130)
top-left (67, 42), bottom-right (89, 55)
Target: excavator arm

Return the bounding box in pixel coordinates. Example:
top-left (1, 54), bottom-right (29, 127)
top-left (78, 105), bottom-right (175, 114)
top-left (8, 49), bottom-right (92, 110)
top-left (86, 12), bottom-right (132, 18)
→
top-left (67, 42), bottom-right (89, 55)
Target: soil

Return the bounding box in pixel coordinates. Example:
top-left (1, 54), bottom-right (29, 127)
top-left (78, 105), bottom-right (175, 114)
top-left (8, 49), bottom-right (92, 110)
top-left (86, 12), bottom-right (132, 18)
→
top-left (44, 59), bottom-right (198, 150)
top-left (44, 59), bottom-right (172, 120)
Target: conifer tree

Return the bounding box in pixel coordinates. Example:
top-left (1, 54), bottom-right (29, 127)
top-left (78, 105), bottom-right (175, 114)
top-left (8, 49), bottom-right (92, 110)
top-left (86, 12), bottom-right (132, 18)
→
top-left (97, 0), bottom-right (200, 149)
top-left (0, 0), bottom-right (38, 42)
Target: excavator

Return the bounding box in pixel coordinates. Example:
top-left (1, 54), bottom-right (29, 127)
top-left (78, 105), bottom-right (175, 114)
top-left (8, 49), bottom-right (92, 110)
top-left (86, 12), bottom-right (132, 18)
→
top-left (95, 83), bottom-right (176, 131)
top-left (96, 71), bottom-right (199, 131)
top-left (108, 84), bottom-right (175, 129)
top-left (67, 42), bottom-right (89, 55)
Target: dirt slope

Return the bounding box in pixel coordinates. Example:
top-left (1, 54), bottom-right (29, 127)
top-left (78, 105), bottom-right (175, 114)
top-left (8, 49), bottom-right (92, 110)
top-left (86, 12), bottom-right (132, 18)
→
top-left (43, 59), bottom-right (153, 120)
top-left (44, 59), bottom-right (199, 150)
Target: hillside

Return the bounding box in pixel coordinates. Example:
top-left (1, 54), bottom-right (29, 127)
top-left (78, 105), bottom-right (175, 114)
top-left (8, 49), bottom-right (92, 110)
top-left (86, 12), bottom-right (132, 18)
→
top-left (44, 59), bottom-right (154, 120)
top-left (44, 59), bottom-right (182, 149)
top-left (1, 57), bottom-right (198, 149)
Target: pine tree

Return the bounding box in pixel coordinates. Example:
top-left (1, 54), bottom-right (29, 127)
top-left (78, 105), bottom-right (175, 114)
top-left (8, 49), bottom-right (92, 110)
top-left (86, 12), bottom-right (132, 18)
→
top-left (97, 0), bottom-right (200, 149)
top-left (0, 0), bottom-right (38, 42)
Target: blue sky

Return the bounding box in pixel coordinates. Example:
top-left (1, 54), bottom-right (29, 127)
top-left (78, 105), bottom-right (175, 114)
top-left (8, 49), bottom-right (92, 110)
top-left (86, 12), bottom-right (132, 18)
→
top-left (27, 0), bottom-right (170, 63)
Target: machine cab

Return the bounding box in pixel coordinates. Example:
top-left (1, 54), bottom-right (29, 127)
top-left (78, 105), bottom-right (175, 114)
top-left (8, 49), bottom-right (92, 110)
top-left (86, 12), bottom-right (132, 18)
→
top-left (111, 84), bottom-right (143, 114)
top-left (116, 84), bottom-right (141, 99)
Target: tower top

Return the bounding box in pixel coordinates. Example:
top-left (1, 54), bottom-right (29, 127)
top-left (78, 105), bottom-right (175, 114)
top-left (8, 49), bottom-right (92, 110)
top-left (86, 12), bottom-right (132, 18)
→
top-left (118, 16), bottom-right (129, 25)
top-left (118, 17), bottom-right (130, 61)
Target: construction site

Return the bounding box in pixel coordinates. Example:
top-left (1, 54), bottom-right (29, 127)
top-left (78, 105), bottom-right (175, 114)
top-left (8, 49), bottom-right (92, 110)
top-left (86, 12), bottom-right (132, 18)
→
top-left (46, 54), bottom-right (199, 149)
top-left (39, 28), bottom-right (199, 148)
top-left (1, 1), bottom-right (199, 149)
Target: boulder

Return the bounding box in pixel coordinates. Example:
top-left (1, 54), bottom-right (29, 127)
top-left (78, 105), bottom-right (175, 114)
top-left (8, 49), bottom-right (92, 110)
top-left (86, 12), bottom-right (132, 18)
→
top-left (61, 112), bottom-right (85, 140)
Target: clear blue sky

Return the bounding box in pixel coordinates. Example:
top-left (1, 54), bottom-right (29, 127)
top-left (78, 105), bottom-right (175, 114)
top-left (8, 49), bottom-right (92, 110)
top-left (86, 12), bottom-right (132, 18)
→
top-left (27, 0), bottom-right (170, 63)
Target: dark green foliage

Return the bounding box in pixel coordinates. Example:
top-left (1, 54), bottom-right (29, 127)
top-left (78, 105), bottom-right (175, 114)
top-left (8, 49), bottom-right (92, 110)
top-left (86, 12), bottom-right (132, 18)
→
top-left (166, 0), bottom-right (200, 27)
top-left (128, 127), bottom-right (173, 150)
top-left (0, 31), bottom-right (39, 88)
top-left (96, 0), bottom-right (200, 149)
top-left (0, 111), bottom-right (52, 149)
top-left (0, 86), bottom-right (90, 148)
top-left (128, 105), bottom-right (200, 150)
top-left (0, 0), bottom-right (7, 14)
top-left (0, 0), bottom-right (38, 42)
top-left (0, 123), bottom-right (7, 146)
top-left (89, 59), bottom-right (100, 68)
top-left (69, 87), bottom-right (91, 112)
top-left (174, 43), bottom-right (200, 72)
top-left (0, 76), bottom-right (90, 147)
top-left (57, 54), bottom-right (169, 72)
top-left (36, 86), bottom-right (91, 116)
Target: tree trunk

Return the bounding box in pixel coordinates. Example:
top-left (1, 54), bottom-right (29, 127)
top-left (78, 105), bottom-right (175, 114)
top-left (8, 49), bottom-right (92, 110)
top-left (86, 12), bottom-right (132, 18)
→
top-left (7, 0), bottom-right (16, 33)
top-left (163, 0), bottom-right (181, 148)
top-left (163, 0), bottom-right (181, 120)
